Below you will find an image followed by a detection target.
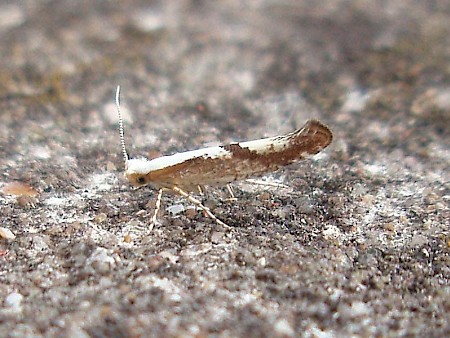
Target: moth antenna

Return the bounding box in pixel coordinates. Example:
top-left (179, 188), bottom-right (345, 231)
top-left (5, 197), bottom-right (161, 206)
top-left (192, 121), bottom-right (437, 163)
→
top-left (115, 85), bottom-right (129, 166)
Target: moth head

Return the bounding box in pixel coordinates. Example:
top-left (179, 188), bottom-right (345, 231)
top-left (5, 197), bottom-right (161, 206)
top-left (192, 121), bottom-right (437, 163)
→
top-left (124, 158), bottom-right (153, 187)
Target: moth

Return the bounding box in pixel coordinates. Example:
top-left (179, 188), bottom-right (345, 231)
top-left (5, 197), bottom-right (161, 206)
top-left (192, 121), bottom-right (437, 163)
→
top-left (115, 86), bottom-right (332, 227)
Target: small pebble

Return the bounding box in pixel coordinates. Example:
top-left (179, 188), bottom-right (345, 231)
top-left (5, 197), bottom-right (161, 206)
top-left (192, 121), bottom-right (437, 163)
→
top-left (167, 204), bottom-right (185, 216)
top-left (87, 247), bottom-right (115, 274)
top-left (94, 213), bottom-right (108, 223)
top-left (185, 206), bottom-right (198, 219)
top-left (339, 301), bottom-right (371, 319)
top-left (259, 192), bottom-right (271, 201)
top-left (384, 223), bottom-right (395, 232)
top-left (211, 231), bottom-right (224, 243)
top-left (0, 227), bottom-right (16, 240)
top-left (273, 318), bottom-right (295, 337)
top-left (5, 292), bottom-right (24, 310)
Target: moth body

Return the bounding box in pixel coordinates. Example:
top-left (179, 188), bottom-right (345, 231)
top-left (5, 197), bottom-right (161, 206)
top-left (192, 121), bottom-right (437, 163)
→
top-left (125, 119), bottom-right (332, 190)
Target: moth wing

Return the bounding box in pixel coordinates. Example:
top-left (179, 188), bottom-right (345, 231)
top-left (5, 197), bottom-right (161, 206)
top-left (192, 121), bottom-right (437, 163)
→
top-left (140, 119), bottom-right (332, 190)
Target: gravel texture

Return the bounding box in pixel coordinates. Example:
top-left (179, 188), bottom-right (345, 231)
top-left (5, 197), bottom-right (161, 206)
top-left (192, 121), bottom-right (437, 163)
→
top-left (0, 1), bottom-right (449, 337)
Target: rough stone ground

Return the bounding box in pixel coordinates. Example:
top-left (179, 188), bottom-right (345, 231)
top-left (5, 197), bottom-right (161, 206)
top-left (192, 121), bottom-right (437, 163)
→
top-left (0, 1), bottom-right (449, 337)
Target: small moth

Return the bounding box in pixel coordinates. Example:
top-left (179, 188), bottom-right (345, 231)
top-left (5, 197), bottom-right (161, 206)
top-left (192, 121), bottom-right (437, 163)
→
top-left (115, 86), bottom-right (332, 227)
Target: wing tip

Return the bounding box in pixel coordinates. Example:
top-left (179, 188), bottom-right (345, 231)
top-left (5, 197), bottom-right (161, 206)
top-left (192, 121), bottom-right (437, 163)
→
top-left (295, 119), bottom-right (333, 153)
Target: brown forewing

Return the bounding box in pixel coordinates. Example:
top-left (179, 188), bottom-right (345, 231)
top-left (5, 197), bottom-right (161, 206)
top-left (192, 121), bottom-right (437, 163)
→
top-left (140, 120), bottom-right (332, 190)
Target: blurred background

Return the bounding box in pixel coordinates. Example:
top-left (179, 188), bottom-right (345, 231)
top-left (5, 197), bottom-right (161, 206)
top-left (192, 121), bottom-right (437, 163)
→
top-left (0, 1), bottom-right (449, 337)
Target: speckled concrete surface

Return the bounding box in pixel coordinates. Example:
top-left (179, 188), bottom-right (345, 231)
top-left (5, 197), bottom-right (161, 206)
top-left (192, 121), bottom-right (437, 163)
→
top-left (0, 1), bottom-right (449, 337)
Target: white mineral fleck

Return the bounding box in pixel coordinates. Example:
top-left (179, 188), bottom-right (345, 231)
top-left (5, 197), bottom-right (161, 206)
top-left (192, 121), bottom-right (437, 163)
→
top-left (0, 227), bottom-right (16, 240)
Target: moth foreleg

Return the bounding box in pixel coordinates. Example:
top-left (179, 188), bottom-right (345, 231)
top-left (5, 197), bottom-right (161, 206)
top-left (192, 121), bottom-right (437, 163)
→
top-left (197, 185), bottom-right (205, 195)
top-left (150, 188), bottom-right (164, 230)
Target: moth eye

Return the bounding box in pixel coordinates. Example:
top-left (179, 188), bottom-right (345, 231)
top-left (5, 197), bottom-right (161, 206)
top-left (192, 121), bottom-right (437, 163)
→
top-left (136, 176), bottom-right (146, 184)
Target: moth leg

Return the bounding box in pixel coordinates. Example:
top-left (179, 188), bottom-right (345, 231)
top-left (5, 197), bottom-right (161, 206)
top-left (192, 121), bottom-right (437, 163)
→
top-left (150, 188), bottom-right (164, 230)
top-left (226, 184), bottom-right (237, 201)
top-left (197, 185), bottom-right (205, 196)
top-left (171, 186), bottom-right (229, 228)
